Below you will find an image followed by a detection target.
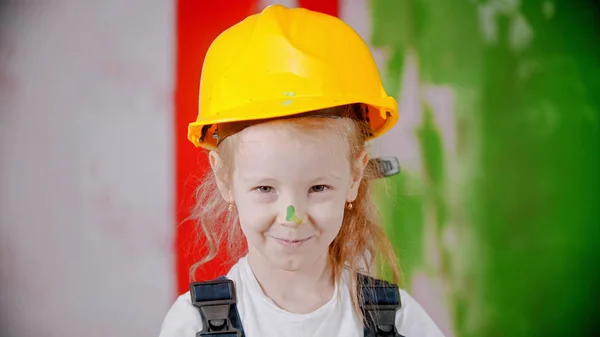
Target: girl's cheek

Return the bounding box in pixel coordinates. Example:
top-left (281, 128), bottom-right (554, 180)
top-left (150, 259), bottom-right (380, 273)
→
top-left (309, 199), bottom-right (345, 219)
top-left (310, 210), bottom-right (345, 232)
top-left (238, 210), bottom-right (273, 231)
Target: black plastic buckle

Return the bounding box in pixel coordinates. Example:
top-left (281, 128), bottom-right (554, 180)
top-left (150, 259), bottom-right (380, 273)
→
top-left (369, 157), bottom-right (401, 179)
top-left (190, 279), bottom-right (242, 337)
top-left (363, 304), bottom-right (401, 336)
top-left (361, 280), bottom-right (403, 337)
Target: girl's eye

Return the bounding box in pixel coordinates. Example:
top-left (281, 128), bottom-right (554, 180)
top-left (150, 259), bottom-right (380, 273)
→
top-left (255, 186), bottom-right (273, 193)
top-left (309, 185), bottom-right (329, 193)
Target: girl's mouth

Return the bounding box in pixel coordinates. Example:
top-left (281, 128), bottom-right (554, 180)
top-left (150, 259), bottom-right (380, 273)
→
top-left (273, 236), bottom-right (312, 248)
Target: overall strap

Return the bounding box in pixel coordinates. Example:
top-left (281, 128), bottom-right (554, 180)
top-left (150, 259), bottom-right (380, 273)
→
top-left (190, 276), bottom-right (245, 337)
top-left (359, 274), bottom-right (405, 337)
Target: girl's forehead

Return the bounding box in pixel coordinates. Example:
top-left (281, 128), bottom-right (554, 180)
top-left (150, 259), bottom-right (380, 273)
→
top-left (232, 123), bottom-right (351, 171)
top-left (236, 121), bottom-right (348, 153)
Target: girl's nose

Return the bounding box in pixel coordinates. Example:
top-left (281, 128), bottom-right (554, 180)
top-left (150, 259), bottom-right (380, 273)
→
top-left (278, 204), bottom-right (307, 227)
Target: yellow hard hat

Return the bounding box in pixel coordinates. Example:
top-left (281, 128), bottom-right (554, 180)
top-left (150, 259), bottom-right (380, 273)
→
top-left (188, 4), bottom-right (398, 150)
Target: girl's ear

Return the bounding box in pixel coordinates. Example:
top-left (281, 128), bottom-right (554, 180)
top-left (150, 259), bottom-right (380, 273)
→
top-left (347, 149), bottom-right (369, 202)
top-left (209, 150), bottom-right (233, 203)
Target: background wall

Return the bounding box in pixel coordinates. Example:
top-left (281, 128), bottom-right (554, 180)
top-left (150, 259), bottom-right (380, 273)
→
top-left (1, 1), bottom-right (598, 337)
top-left (0, 1), bottom-right (174, 336)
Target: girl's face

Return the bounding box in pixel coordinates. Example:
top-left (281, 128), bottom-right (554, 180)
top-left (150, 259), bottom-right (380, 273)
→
top-left (211, 120), bottom-right (367, 272)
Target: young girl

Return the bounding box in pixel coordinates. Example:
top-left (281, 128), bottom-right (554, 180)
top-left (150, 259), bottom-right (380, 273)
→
top-left (160, 5), bottom-right (445, 337)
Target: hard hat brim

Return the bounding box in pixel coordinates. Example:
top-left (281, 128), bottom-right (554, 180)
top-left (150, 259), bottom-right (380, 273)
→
top-left (188, 95), bottom-right (398, 150)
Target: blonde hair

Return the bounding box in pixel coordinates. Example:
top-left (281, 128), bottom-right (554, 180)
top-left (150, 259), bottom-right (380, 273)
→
top-left (188, 104), bottom-right (401, 317)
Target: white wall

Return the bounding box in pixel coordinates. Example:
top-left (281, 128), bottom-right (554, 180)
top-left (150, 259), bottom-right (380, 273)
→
top-left (0, 2), bottom-right (175, 336)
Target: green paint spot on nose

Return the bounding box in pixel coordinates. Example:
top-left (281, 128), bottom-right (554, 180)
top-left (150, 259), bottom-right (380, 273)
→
top-left (282, 99), bottom-right (293, 106)
top-left (286, 205), bottom-right (295, 221)
top-left (286, 205), bottom-right (303, 224)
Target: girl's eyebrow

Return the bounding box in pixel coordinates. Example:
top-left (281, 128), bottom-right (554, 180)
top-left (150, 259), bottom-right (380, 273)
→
top-left (242, 176), bottom-right (277, 183)
top-left (241, 174), bottom-right (342, 184)
top-left (311, 174), bottom-right (342, 182)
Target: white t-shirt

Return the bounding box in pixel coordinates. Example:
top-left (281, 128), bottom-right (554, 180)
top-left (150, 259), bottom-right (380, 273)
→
top-left (159, 256), bottom-right (445, 337)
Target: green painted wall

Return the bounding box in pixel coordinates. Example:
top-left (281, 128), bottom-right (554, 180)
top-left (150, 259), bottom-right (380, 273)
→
top-left (371, 1), bottom-right (600, 336)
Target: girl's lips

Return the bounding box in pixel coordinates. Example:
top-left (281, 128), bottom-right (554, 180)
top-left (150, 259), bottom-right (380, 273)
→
top-left (273, 236), bottom-right (312, 248)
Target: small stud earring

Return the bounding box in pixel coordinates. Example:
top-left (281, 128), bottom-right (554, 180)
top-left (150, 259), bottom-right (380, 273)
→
top-left (346, 201), bottom-right (353, 210)
top-left (228, 203), bottom-right (234, 212)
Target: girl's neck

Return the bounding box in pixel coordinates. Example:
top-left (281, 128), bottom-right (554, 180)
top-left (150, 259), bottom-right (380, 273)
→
top-left (246, 251), bottom-right (335, 314)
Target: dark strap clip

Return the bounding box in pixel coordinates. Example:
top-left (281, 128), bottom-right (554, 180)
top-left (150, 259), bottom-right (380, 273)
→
top-left (190, 278), bottom-right (243, 337)
top-left (363, 304), bottom-right (401, 336)
top-left (368, 157), bottom-right (401, 179)
top-left (360, 276), bottom-right (404, 337)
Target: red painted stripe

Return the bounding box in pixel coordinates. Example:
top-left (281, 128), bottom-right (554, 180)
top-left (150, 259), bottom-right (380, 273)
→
top-left (298, 0), bottom-right (339, 17)
top-left (175, 0), bottom-right (258, 295)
